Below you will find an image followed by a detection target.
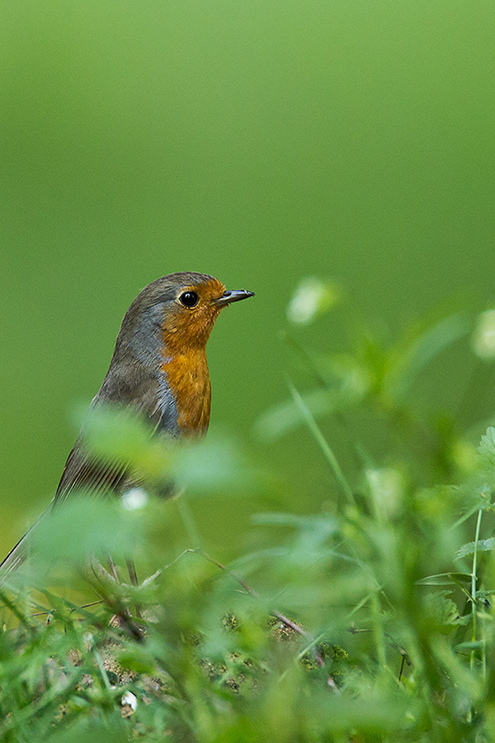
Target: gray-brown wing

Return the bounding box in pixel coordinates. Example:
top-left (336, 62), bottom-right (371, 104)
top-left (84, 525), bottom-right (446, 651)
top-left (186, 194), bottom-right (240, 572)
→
top-left (0, 445), bottom-right (131, 577)
top-left (54, 440), bottom-right (131, 503)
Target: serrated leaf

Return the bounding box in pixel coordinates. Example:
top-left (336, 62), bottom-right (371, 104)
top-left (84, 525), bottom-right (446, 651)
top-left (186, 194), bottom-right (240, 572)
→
top-left (456, 537), bottom-right (495, 559)
top-left (478, 427), bottom-right (495, 472)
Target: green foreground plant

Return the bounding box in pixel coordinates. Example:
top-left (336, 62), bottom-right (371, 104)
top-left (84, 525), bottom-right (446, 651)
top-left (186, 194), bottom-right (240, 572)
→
top-left (3, 292), bottom-right (495, 742)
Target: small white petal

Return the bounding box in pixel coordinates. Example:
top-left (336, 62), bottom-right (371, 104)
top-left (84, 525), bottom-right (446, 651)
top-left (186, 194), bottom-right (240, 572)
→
top-left (83, 632), bottom-right (94, 649)
top-left (121, 488), bottom-right (149, 511)
top-left (121, 691), bottom-right (138, 710)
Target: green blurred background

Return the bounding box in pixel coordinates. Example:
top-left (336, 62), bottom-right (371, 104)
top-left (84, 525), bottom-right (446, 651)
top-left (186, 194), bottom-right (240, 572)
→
top-left (1, 1), bottom-right (495, 558)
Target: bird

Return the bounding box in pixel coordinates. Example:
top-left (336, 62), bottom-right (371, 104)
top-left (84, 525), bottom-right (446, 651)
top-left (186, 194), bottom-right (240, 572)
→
top-left (0, 272), bottom-right (254, 578)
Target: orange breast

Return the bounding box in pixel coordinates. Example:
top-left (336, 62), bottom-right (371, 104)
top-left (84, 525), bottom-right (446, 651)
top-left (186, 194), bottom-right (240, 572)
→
top-left (161, 349), bottom-right (211, 435)
top-left (158, 277), bottom-right (227, 435)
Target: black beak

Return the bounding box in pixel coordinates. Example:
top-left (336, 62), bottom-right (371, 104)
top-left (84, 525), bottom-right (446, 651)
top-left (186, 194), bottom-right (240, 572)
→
top-left (214, 289), bottom-right (255, 307)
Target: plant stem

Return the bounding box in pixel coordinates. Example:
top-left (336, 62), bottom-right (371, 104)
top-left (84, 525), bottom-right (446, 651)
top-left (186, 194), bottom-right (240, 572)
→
top-left (470, 508), bottom-right (482, 670)
top-left (288, 380), bottom-right (355, 506)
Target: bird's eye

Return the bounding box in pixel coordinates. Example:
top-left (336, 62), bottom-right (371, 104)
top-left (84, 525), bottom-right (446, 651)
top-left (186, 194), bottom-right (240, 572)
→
top-left (179, 291), bottom-right (199, 308)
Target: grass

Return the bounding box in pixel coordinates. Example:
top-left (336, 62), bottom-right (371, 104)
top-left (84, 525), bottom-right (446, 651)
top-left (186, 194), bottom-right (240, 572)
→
top-left (2, 291), bottom-right (495, 742)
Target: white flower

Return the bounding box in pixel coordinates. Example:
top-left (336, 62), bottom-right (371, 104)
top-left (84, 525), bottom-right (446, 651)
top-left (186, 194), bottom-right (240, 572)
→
top-left (286, 277), bottom-right (341, 325)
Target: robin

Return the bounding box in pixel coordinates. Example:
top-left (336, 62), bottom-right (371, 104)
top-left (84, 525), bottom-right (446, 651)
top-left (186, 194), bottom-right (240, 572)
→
top-left (0, 272), bottom-right (254, 577)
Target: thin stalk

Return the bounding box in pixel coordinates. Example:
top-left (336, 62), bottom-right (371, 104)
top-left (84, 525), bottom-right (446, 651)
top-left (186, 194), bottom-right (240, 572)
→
top-left (288, 380), bottom-right (355, 506)
top-left (282, 331), bottom-right (328, 388)
top-left (177, 494), bottom-right (203, 549)
top-left (0, 589), bottom-right (34, 631)
top-left (371, 590), bottom-right (387, 669)
top-left (470, 509), bottom-right (482, 670)
top-left (94, 649), bottom-right (113, 691)
top-left (282, 332), bottom-right (374, 470)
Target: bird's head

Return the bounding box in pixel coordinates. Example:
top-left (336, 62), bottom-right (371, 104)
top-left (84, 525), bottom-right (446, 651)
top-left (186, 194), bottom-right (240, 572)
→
top-left (118, 272), bottom-right (254, 360)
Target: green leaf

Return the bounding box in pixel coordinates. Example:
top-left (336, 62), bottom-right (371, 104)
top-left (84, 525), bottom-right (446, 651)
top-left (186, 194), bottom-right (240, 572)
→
top-left (455, 641), bottom-right (485, 651)
top-left (456, 537), bottom-right (495, 559)
top-left (32, 498), bottom-right (142, 566)
top-left (118, 651), bottom-right (156, 675)
top-left (252, 512), bottom-right (338, 532)
top-left (383, 312), bottom-right (470, 404)
top-left (172, 435), bottom-right (256, 495)
top-left (478, 426), bottom-right (495, 471)
top-left (416, 572), bottom-right (472, 586)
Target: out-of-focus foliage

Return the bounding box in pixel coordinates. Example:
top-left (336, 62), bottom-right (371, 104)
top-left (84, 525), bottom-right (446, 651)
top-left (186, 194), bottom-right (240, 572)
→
top-left (260, 294), bottom-right (485, 487)
top-left (3, 292), bottom-right (495, 741)
top-left (2, 0), bottom-right (495, 549)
